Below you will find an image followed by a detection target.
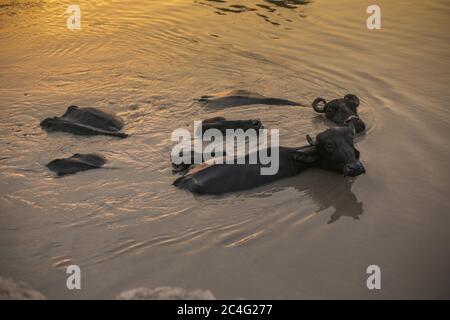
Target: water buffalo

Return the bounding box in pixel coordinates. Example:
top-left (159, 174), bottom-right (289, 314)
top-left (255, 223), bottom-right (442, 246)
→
top-left (173, 124), bottom-right (365, 195)
top-left (40, 106), bottom-right (128, 138)
top-left (312, 94), bottom-right (366, 133)
top-left (46, 153), bottom-right (106, 176)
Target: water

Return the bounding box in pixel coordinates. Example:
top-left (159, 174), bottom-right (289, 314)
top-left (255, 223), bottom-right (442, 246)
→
top-left (0, 0), bottom-right (449, 299)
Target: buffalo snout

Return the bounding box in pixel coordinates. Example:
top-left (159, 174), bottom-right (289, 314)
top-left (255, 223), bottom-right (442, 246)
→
top-left (40, 117), bottom-right (55, 130)
top-left (343, 160), bottom-right (366, 177)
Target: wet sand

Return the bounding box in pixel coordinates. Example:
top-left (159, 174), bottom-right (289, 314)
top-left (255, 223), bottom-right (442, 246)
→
top-left (0, 0), bottom-right (449, 298)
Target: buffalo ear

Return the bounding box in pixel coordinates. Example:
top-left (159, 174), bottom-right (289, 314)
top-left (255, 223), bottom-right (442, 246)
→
top-left (293, 147), bottom-right (319, 163)
top-left (353, 147), bottom-right (360, 159)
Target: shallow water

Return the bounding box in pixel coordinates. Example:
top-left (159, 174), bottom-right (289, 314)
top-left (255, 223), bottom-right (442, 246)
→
top-left (0, 0), bottom-right (449, 299)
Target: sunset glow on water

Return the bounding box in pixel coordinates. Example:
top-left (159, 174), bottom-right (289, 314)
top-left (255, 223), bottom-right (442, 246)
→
top-left (0, 0), bottom-right (449, 299)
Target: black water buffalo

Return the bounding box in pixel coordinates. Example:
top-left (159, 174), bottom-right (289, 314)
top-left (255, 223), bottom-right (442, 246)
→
top-left (173, 125), bottom-right (365, 195)
top-left (46, 153), bottom-right (106, 176)
top-left (40, 106), bottom-right (128, 138)
top-left (312, 94), bottom-right (366, 133)
top-left (200, 117), bottom-right (263, 134)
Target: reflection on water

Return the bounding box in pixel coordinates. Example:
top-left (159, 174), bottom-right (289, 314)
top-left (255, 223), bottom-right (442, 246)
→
top-left (285, 174), bottom-right (364, 224)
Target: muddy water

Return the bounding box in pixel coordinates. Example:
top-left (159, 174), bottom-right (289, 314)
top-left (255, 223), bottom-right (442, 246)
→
top-left (0, 0), bottom-right (449, 299)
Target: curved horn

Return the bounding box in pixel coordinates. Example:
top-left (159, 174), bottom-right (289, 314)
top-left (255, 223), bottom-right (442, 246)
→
top-left (312, 97), bottom-right (327, 113)
top-left (344, 94), bottom-right (360, 108)
top-left (306, 134), bottom-right (316, 146)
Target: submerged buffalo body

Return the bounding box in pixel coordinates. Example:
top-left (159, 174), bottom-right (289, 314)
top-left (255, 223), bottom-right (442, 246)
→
top-left (199, 90), bottom-right (303, 108)
top-left (40, 106), bottom-right (128, 138)
top-left (46, 153), bottom-right (106, 176)
top-left (173, 126), bottom-right (365, 195)
top-left (312, 94), bottom-right (366, 133)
